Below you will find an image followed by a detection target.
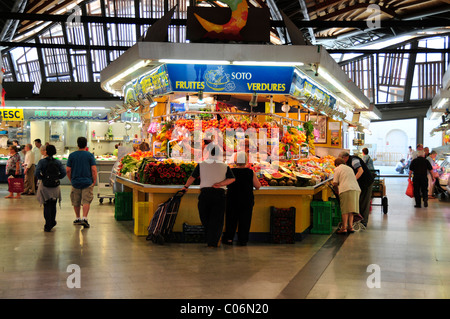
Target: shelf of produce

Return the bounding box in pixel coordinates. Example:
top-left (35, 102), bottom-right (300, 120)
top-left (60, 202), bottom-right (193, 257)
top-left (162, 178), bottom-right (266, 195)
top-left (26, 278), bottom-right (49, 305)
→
top-left (116, 176), bottom-right (332, 238)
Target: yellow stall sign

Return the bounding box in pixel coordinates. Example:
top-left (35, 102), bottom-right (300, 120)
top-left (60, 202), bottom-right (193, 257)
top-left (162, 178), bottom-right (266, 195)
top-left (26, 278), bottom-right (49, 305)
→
top-left (0, 109), bottom-right (24, 121)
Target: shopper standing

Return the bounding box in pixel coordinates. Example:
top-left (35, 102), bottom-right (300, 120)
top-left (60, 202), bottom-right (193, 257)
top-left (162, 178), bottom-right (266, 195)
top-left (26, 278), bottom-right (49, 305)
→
top-left (409, 150), bottom-right (433, 208)
top-left (332, 157), bottom-right (361, 234)
top-left (361, 147), bottom-right (375, 171)
top-left (182, 139), bottom-right (235, 247)
top-left (223, 153), bottom-right (261, 246)
top-left (339, 151), bottom-right (374, 228)
top-left (66, 137), bottom-right (97, 228)
top-left (426, 150), bottom-right (439, 198)
top-left (35, 145), bottom-right (66, 232)
top-left (411, 144), bottom-right (423, 160)
top-left (22, 144), bottom-right (36, 195)
top-left (5, 145), bottom-right (22, 199)
top-left (33, 139), bottom-right (44, 189)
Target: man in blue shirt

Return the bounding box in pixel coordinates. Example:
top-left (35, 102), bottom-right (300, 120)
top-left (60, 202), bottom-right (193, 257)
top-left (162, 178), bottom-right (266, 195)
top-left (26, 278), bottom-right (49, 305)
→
top-left (67, 137), bottom-right (97, 228)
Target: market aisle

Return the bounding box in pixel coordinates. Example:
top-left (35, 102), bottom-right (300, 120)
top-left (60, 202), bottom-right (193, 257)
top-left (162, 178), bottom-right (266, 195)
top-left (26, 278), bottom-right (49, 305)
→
top-left (0, 178), bottom-right (449, 299)
top-left (307, 177), bottom-right (450, 299)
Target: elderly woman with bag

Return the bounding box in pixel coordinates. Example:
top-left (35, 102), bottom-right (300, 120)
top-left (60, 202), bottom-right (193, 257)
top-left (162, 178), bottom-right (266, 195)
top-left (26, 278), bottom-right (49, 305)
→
top-left (5, 145), bottom-right (23, 199)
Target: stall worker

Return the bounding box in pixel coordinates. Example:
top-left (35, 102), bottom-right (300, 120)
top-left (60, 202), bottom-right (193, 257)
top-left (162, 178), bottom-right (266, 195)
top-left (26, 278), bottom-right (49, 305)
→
top-left (181, 139), bottom-right (235, 248)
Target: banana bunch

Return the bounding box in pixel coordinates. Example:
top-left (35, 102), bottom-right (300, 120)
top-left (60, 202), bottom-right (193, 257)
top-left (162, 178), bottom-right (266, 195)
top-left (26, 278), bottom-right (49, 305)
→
top-left (308, 138), bottom-right (315, 155)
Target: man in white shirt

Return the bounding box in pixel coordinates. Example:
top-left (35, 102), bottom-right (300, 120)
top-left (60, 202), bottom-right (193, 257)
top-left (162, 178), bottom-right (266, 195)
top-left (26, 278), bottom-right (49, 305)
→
top-left (33, 139), bottom-right (43, 165)
top-left (22, 144), bottom-right (36, 195)
top-left (182, 139), bottom-right (235, 247)
top-left (333, 157), bottom-right (361, 234)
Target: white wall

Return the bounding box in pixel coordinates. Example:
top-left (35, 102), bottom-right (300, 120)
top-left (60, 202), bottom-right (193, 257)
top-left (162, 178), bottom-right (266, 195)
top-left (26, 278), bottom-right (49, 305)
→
top-left (365, 119), bottom-right (417, 157)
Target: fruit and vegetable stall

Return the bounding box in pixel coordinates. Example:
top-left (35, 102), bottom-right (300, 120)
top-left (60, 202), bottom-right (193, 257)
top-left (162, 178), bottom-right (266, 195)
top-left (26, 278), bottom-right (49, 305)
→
top-left (115, 112), bottom-right (336, 238)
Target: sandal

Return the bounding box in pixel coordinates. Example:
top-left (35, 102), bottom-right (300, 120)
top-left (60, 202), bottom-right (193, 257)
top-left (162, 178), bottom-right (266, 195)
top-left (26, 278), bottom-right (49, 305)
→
top-left (336, 227), bottom-right (347, 234)
top-left (347, 227), bottom-right (355, 233)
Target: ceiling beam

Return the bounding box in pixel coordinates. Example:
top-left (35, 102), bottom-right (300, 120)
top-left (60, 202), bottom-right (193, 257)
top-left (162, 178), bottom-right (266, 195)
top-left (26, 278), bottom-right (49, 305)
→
top-left (2, 11), bottom-right (450, 29)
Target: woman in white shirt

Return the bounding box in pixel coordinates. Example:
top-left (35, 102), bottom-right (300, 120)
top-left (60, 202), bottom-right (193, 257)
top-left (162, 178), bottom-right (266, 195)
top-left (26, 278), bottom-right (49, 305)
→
top-left (332, 157), bottom-right (361, 234)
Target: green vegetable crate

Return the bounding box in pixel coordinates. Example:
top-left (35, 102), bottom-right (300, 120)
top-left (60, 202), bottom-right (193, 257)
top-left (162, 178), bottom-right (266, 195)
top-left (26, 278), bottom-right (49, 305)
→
top-left (115, 192), bottom-right (133, 221)
top-left (310, 201), bottom-right (333, 234)
top-left (329, 197), bottom-right (342, 226)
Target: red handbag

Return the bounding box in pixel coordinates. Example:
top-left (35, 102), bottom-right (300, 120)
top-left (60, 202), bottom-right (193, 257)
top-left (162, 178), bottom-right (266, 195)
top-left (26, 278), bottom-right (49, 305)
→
top-left (405, 179), bottom-right (414, 198)
top-left (8, 177), bottom-right (24, 193)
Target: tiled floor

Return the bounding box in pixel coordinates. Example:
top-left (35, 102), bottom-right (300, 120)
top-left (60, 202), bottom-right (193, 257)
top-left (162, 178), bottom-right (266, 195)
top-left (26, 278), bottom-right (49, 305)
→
top-left (0, 178), bottom-right (449, 299)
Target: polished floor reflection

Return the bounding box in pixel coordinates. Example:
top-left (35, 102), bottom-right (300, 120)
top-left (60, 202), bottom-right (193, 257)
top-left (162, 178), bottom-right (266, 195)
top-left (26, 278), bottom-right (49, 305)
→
top-left (0, 178), bottom-right (449, 299)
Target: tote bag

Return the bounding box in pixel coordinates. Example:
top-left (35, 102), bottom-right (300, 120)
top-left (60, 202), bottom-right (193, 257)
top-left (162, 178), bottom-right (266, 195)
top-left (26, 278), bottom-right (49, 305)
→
top-left (405, 179), bottom-right (414, 198)
top-left (8, 177), bottom-right (24, 193)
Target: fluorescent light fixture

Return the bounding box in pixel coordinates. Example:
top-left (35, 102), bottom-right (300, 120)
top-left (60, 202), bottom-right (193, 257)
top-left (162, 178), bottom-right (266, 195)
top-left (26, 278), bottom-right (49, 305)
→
top-left (76, 107), bottom-right (107, 110)
top-left (435, 98), bottom-right (449, 110)
top-left (232, 61), bottom-right (304, 66)
top-left (249, 92), bottom-right (258, 107)
top-left (21, 106), bottom-right (46, 109)
top-left (159, 59), bottom-right (230, 65)
top-left (105, 60), bottom-right (151, 90)
top-left (319, 69), bottom-right (369, 109)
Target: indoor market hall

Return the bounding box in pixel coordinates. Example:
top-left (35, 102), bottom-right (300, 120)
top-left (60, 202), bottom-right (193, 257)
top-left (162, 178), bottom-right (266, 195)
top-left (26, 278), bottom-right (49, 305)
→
top-left (1, 0), bottom-right (450, 308)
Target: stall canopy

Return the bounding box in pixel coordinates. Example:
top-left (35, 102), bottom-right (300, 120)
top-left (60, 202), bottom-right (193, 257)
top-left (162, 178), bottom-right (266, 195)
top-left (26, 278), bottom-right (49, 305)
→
top-left (100, 41), bottom-right (379, 123)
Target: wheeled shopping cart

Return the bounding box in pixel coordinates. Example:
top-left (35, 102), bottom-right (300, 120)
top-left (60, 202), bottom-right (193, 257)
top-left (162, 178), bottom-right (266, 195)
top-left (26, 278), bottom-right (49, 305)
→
top-left (370, 170), bottom-right (388, 214)
top-left (146, 190), bottom-right (185, 244)
top-left (97, 167), bottom-right (115, 204)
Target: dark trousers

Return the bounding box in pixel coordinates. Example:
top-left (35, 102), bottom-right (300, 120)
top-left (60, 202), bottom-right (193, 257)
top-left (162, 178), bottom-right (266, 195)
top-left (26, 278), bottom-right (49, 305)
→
top-left (198, 188), bottom-right (226, 247)
top-left (224, 197), bottom-right (254, 244)
top-left (413, 175), bottom-right (428, 207)
top-left (359, 182), bottom-right (373, 226)
top-left (43, 199), bottom-right (57, 230)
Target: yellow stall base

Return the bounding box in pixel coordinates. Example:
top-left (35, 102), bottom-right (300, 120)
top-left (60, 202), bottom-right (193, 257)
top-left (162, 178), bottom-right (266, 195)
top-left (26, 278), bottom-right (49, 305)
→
top-left (116, 177), bottom-right (331, 237)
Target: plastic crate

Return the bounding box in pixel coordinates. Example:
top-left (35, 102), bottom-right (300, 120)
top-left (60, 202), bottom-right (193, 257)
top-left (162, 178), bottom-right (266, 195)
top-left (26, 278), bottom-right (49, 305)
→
top-left (310, 201), bottom-right (332, 234)
top-left (114, 192), bottom-right (133, 221)
top-left (270, 206), bottom-right (296, 244)
top-left (328, 198), bottom-right (342, 226)
top-left (183, 223), bottom-right (205, 243)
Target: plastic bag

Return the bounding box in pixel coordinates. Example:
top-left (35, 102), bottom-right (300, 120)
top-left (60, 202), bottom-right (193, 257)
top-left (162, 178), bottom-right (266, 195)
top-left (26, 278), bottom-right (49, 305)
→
top-left (406, 179), bottom-right (414, 198)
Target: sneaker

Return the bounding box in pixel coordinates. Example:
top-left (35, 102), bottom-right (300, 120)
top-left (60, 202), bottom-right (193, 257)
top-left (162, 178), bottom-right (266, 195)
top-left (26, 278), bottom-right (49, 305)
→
top-left (73, 218), bottom-right (83, 225)
top-left (81, 219), bottom-right (90, 228)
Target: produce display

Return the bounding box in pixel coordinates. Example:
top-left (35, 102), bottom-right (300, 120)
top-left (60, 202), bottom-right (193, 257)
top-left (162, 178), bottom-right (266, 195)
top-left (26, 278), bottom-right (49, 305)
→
top-left (250, 155), bottom-right (335, 187)
top-left (118, 150), bottom-right (153, 175)
top-left (117, 115), bottom-right (337, 188)
top-left (137, 158), bottom-right (196, 185)
top-left (154, 118), bottom-right (307, 158)
top-left (117, 150), bottom-right (335, 187)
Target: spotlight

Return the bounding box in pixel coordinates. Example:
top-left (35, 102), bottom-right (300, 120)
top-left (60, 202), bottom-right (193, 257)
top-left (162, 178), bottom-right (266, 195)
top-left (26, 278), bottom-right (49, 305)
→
top-left (249, 92), bottom-right (258, 107)
top-left (281, 100), bottom-right (290, 113)
top-left (137, 97), bottom-right (146, 106)
top-left (198, 91), bottom-right (204, 103)
top-left (185, 94), bottom-right (190, 111)
top-left (305, 96), bottom-right (312, 105)
top-left (145, 93), bottom-right (157, 107)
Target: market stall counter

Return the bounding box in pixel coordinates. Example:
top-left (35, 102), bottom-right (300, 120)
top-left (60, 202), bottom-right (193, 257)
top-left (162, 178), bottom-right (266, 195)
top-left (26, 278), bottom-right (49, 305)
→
top-left (116, 176), bottom-right (332, 239)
